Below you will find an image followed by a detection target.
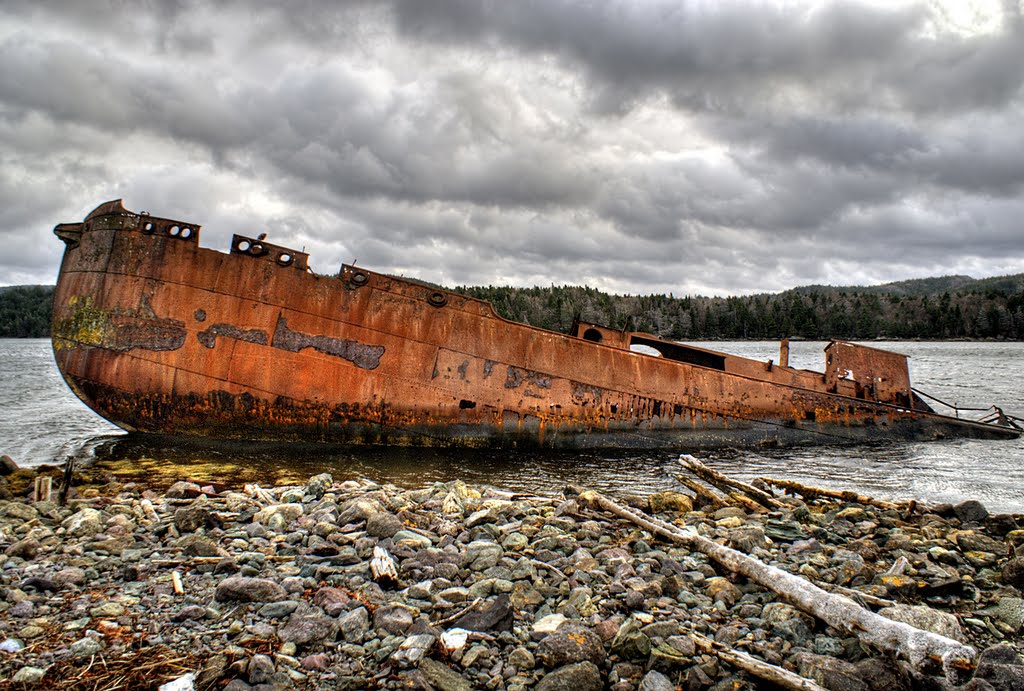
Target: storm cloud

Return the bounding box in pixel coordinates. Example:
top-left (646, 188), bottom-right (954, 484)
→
top-left (1, 0), bottom-right (1022, 295)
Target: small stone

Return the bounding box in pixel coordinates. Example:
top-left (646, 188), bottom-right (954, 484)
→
top-left (536, 622), bottom-right (604, 667)
top-left (301, 653), bottom-right (331, 671)
top-left (648, 491), bottom-right (693, 514)
top-left (508, 647), bottom-right (535, 671)
top-left (312, 586), bottom-right (351, 616)
top-left (374, 604), bottom-right (415, 635)
top-left (214, 577), bottom-right (286, 603)
top-left (982, 597), bottom-right (1024, 632)
top-left (954, 500), bottom-right (989, 524)
top-left (1002, 557), bottom-right (1024, 590)
top-left (610, 618), bottom-right (651, 661)
top-left (90, 601), bottom-right (125, 618)
top-left (62, 508), bottom-right (103, 537)
top-left (638, 670), bottom-right (675, 691)
top-left (12, 667), bottom-right (47, 685)
top-left (69, 637), bottom-right (104, 659)
top-left (247, 653), bottom-right (275, 684)
top-left (0, 454), bottom-right (19, 475)
top-left (462, 540), bottom-right (504, 571)
top-left (259, 600), bottom-right (300, 619)
top-left (452, 593), bottom-right (513, 632)
top-left (174, 505), bottom-right (211, 533)
top-left (254, 503), bottom-right (304, 526)
top-left (419, 658), bottom-right (473, 691)
top-left (535, 661), bottom-right (603, 691)
top-left (5, 537), bottom-right (41, 559)
top-left (366, 511), bottom-right (403, 538)
top-left (278, 614), bottom-right (339, 648)
top-left (166, 481), bottom-right (203, 498)
top-left (338, 606), bottom-right (370, 642)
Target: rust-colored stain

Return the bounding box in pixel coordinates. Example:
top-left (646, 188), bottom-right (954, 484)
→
top-left (50, 200), bottom-right (1020, 448)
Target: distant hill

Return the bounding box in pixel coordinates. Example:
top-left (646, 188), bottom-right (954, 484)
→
top-left (4, 273), bottom-right (1024, 340)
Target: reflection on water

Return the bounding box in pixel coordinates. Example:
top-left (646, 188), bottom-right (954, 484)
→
top-left (4, 339), bottom-right (1023, 513)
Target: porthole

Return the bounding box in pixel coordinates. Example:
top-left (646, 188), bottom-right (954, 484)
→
top-left (350, 272), bottom-right (369, 287)
top-left (180, 226), bottom-right (192, 239)
top-left (237, 240), bottom-right (251, 252)
top-left (249, 242), bottom-right (266, 256)
top-left (277, 253), bottom-right (293, 267)
top-left (169, 225), bottom-right (181, 236)
top-left (427, 291), bottom-right (448, 307)
top-left (142, 222), bottom-right (155, 234)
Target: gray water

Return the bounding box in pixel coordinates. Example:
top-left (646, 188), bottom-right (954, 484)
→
top-left (1, 338), bottom-right (1022, 512)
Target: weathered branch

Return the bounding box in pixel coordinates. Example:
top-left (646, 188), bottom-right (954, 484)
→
top-left (574, 487), bottom-right (975, 682)
top-left (370, 546), bottom-right (399, 588)
top-left (675, 476), bottom-right (729, 510)
top-left (679, 455), bottom-right (783, 510)
top-left (757, 477), bottom-right (897, 509)
top-left (690, 631), bottom-right (828, 691)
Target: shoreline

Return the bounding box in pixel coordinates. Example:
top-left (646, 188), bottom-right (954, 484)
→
top-left (1, 465), bottom-right (1023, 689)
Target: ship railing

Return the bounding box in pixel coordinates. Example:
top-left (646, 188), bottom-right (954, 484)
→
top-left (912, 387), bottom-right (1023, 430)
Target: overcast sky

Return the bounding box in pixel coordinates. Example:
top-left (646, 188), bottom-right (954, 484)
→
top-left (1, 1), bottom-right (1022, 296)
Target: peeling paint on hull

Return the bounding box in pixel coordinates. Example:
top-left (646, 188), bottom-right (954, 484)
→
top-left (50, 201), bottom-right (1021, 449)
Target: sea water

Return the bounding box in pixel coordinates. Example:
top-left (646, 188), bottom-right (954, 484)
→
top-left (1, 338), bottom-right (1021, 512)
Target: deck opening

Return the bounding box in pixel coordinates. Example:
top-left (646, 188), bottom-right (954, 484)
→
top-left (629, 336), bottom-right (726, 371)
top-left (582, 328), bottom-right (603, 342)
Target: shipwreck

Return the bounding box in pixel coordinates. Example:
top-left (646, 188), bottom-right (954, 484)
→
top-left (51, 201), bottom-right (1021, 448)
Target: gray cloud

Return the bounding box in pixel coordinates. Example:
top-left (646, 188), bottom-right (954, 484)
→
top-left (1, 0), bottom-right (1023, 298)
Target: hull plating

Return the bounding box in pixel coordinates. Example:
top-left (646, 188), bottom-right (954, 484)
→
top-left (51, 201), bottom-right (1020, 449)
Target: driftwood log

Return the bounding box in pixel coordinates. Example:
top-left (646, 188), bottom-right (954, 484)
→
top-left (675, 476), bottom-right (729, 509)
top-left (690, 631), bottom-right (828, 691)
top-left (757, 476), bottom-right (897, 510)
top-left (574, 488), bottom-right (976, 682)
top-left (370, 546), bottom-right (400, 588)
top-left (679, 455), bottom-right (783, 510)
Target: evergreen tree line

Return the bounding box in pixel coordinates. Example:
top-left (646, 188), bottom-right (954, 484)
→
top-left (0, 286), bottom-right (53, 338)
top-left (455, 278), bottom-right (1024, 341)
top-left (3, 275), bottom-right (1023, 340)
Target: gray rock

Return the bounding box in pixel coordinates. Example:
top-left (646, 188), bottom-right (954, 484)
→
top-left (174, 505), bottom-right (211, 533)
top-left (452, 592), bottom-right (513, 632)
top-left (5, 537), bottom-right (41, 559)
top-left (374, 604), bottom-right (414, 635)
top-left (2, 502), bottom-right (37, 520)
top-left (277, 614), bottom-right (339, 648)
top-left (177, 534), bottom-right (222, 557)
top-left (638, 670), bottom-right (675, 691)
top-left (12, 667), bottom-right (47, 684)
top-left (339, 606), bottom-right (370, 642)
top-left (366, 511), bottom-right (402, 538)
top-left (419, 658), bottom-right (472, 691)
top-left (259, 600), bottom-right (300, 619)
top-left (536, 622), bottom-right (604, 667)
top-left (954, 500), bottom-right (989, 524)
top-left (306, 473), bottom-right (333, 499)
top-left (610, 618), bottom-right (652, 661)
top-left (0, 454), bottom-right (18, 475)
top-left (462, 540), bottom-right (504, 571)
top-left (53, 567), bottom-right (86, 587)
top-left (69, 637), bottom-right (104, 659)
top-left (312, 586), bottom-right (350, 616)
top-left (165, 481), bottom-right (203, 498)
top-left (214, 577), bottom-right (286, 603)
top-left (982, 597), bottom-right (1024, 632)
top-left (535, 661), bottom-right (603, 691)
top-left (508, 646), bottom-right (535, 671)
top-left (247, 653), bottom-right (275, 684)
top-left (1002, 557), bottom-right (1024, 590)
top-left (62, 508), bottom-right (103, 537)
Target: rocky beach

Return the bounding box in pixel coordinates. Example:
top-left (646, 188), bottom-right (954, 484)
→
top-left (1, 456), bottom-right (1023, 690)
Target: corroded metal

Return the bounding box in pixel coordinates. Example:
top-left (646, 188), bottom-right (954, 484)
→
top-left (51, 200), bottom-right (1021, 448)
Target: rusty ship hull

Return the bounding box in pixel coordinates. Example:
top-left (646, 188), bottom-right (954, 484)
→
top-left (50, 201), bottom-right (1020, 449)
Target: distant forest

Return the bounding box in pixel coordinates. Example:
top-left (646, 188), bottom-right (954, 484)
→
top-left (3, 274), bottom-right (1024, 340)
top-left (0, 286), bottom-right (53, 338)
